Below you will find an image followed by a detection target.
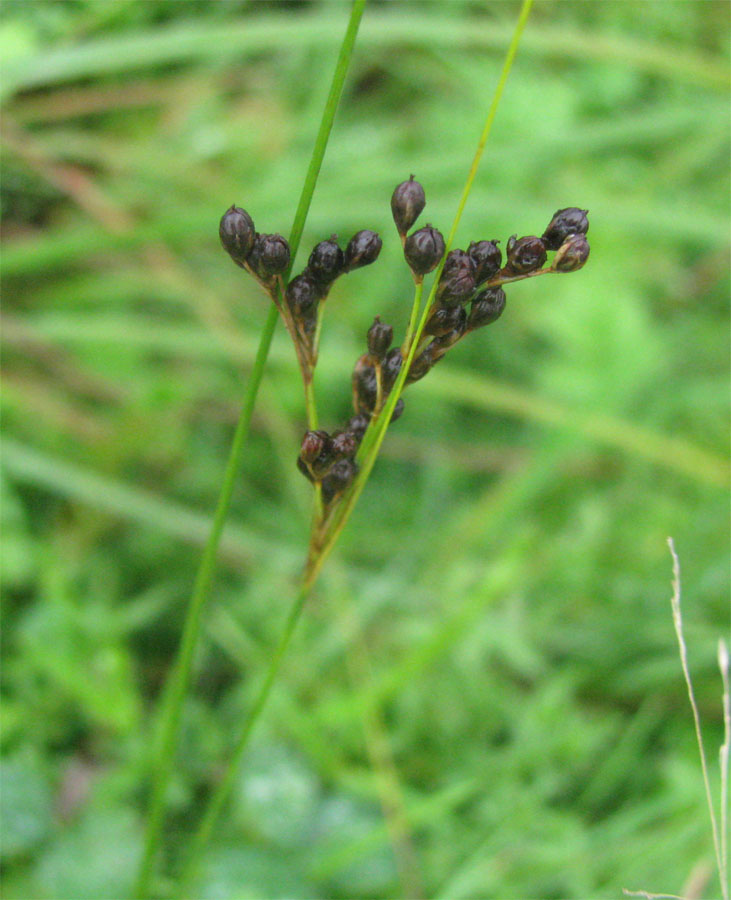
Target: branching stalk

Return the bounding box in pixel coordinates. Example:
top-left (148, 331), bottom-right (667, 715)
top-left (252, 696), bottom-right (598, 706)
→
top-left (171, 1), bottom-right (533, 889)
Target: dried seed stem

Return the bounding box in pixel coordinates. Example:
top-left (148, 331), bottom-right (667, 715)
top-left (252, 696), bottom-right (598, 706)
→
top-left (667, 538), bottom-right (726, 900)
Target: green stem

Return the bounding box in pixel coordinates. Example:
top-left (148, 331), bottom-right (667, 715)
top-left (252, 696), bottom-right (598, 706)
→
top-left (177, 584), bottom-right (310, 896)
top-left (401, 276), bottom-right (424, 353)
top-left (304, 377), bottom-right (318, 430)
top-left (133, 302), bottom-right (279, 899)
top-left (134, 2), bottom-right (367, 896)
top-left (286, 1), bottom-right (367, 261)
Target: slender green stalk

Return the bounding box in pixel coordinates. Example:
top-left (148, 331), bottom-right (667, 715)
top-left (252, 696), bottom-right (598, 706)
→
top-left (173, 7), bottom-right (534, 886)
top-left (133, 303), bottom-right (279, 899)
top-left (134, 3), bottom-right (366, 896)
top-left (401, 277), bottom-right (424, 353)
top-left (177, 584), bottom-right (310, 896)
top-left (286, 1), bottom-right (367, 265)
top-left (304, 378), bottom-right (318, 430)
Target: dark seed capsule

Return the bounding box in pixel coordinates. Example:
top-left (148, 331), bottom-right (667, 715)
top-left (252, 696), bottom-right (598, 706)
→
top-left (311, 448), bottom-right (338, 479)
top-left (542, 207), bottom-right (589, 251)
top-left (249, 233), bottom-right (290, 278)
top-left (300, 429), bottom-right (330, 465)
top-left (468, 287), bottom-right (506, 330)
top-left (505, 235), bottom-right (547, 275)
top-left (300, 430), bottom-right (336, 479)
top-left (308, 236), bottom-right (344, 284)
top-left (322, 458), bottom-right (358, 505)
top-left (347, 413), bottom-right (370, 442)
top-left (406, 346), bottom-right (433, 384)
top-left (432, 308), bottom-right (467, 351)
top-left (468, 240), bottom-right (502, 285)
top-left (219, 205), bottom-right (255, 264)
top-left (436, 249), bottom-right (476, 305)
top-left (344, 230), bottom-right (383, 271)
top-left (425, 304), bottom-right (465, 337)
top-left (552, 233), bottom-right (590, 272)
top-left (437, 271), bottom-right (476, 305)
top-left (353, 362), bottom-right (377, 413)
top-left (390, 397), bottom-right (405, 422)
top-left (381, 347), bottom-right (403, 392)
top-left (404, 224), bottom-right (445, 276)
top-left (391, 175), bottom-right (426, 235)
top-left (367, 316), bottom-right (393, 359)
top-left (286, 274), bottom-right (321, 315)
top-left (440, 249), bottom-right (473, 279)
top-left (427, 341), bottom-right (448, 365)
top-left (332, 430), bottom-right (358, 459)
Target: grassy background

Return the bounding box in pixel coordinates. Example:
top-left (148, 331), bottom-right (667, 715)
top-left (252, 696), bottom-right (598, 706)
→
top-left (1, 1), bottom-right (729, 898)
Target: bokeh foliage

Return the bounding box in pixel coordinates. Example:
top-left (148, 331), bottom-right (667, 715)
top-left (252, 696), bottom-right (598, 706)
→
top-left (1, 1), bottom-right (729, 898)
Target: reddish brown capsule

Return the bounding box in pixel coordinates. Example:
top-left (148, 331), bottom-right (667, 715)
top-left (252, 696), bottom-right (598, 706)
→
top-left (552, 233), bottom-right (590, 272)
top-left (505, 235), bottom-right (546, 275)
top-left (367, 317), bottom-right (393, 360)
top-left (219, 205), bottom-right (255, 265)
top-left (436, 250), bottom-right (476, 305)
top-left (404, 224), bottom-right (445, 276)
top-left (286, 274), bottom-right (321, 315)
top-left (332, 430), bottom-right (358, 459)
top-left (542, 208), bottom-right (589, 251)
top-left (353, 359), bottom-right (377, 413)
top-left (346, 413), bottom-right (370, 442)
top-left (381, 347), bottom-right (403, 392)
top-left (468, 240), bottom-right (502, 285)
top-left (431, 308), bottom-right (466, 350)
top-left (468, 287), bottom-right (506, 329)
top-left (390, 176), bottom-right (426, 236)
top-left (308, 236), bottom-right (344, 284)
top-left (322, 459), bottom-right (358, 505)
top-left (300, 429), bottom-right (330, 464)
top-left (406, 346), bottom-right (433, 384)
top-left (425, 304), bottom-right (465, 337)
top-left (344, 230), bottom-right (382, 271)
top-left (249, 233), bottom-right (290, 278)
top-left (299, 429), bottom-right (336, 479)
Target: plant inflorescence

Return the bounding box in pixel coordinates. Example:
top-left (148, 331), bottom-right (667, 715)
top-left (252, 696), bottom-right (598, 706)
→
top-left (220, 179), bottom-right (590, 530)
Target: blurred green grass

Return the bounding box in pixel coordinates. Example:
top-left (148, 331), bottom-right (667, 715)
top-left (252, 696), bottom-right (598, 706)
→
top-left (1, 1), bottom-right (729, 898)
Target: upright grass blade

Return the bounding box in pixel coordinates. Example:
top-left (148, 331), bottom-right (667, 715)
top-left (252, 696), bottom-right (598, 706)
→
top-left (133, 2), bottom-right (367, 896)
top-left (175, 1), bottom-right (534, 888)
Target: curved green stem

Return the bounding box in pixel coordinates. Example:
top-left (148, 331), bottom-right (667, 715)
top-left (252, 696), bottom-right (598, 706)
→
top-left (134, 2), bottom-right (367, 896)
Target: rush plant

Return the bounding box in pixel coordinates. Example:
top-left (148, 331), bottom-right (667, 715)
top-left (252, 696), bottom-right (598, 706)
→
top-left (220, 192), bottom-right (590, 578)
top-left (131, 0), bottom-right (595, 895)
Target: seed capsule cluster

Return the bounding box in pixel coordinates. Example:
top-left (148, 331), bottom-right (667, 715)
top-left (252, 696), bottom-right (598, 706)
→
top-left (219, 206), bottom-right (382, 368)
top-left (220, 182), bottom-right (590, 514)
top-left (399, 192), bottom-right (590, 386)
